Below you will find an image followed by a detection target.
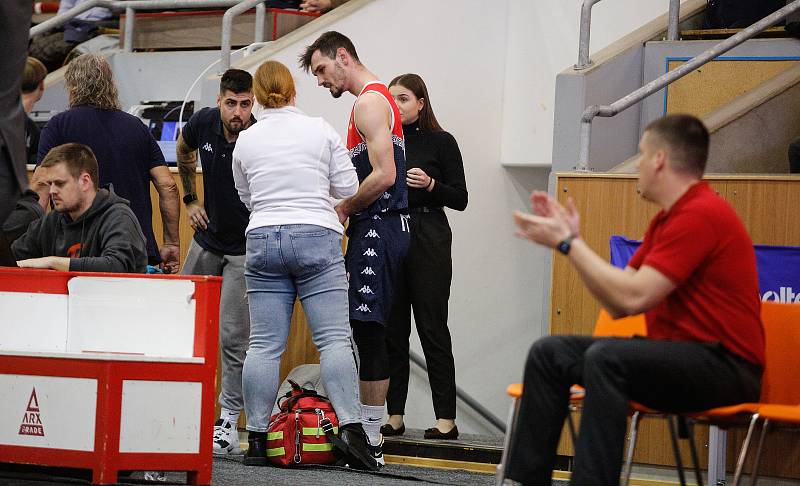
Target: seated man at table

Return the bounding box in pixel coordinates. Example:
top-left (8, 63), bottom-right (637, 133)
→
top-left (506, 114), bottom-right (764, 486)
top-left (12, 143), bottom-right (147, 273)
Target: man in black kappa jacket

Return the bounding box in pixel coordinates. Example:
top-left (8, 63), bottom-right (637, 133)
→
top-left (12, 143), bottom-right (147, 273)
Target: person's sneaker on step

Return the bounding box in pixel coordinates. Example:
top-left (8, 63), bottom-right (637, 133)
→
top-left (243, 431), bottom-right (268, 466)
top-left (335, 423), bottom-right (381, 471)
top-left (213, 417), bottom-right (243, 456)
top-left (366, 434), bottom-right (385, 468)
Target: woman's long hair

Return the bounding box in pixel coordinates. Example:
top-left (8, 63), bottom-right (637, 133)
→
top-left (64, 54), bottom-right (121, 110)
top-left (389, 73), bottom-right (442, 133)
top-left (253, 60), bottom-right (296, 109)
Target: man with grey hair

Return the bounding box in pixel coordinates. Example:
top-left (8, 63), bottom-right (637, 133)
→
top-left (37, 54), bottom-right (181, 272)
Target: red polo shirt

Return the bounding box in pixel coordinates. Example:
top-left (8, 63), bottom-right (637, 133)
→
top-left (628, 181), bottom-right (764, 367)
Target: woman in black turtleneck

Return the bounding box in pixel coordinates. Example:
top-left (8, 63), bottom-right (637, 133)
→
top-left (381, 73), bottom-right (468, 440)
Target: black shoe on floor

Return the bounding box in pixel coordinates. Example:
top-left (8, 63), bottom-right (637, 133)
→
top-left (424, 425), bottom-right (459, 440)
top-left (243, 432), bottom-right (268, 466)
top-left (334, 424), bottom-right (380, 471)
top-left (380, 423), bottom-right (405, 436)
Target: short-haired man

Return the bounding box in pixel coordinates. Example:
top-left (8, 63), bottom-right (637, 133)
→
top-left (37, 54), bottom-right (181, 273)
top-left (301, 31), bottom-right (410, 465)
top-left (507, 114), bottom-right (764, 486)
top-left (177, 68), bottom-right (254, 456)
top-left (22, 57), bottom-right (47, 166)
top-left (13, 143), bottom-right (147, 273)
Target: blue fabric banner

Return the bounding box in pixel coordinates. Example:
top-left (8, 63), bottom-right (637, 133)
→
top-left (609, 235), bottom-right (800, 303)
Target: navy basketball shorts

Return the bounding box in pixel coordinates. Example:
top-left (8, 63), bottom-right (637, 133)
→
top-left (345, 212), bottom-right (410, 324)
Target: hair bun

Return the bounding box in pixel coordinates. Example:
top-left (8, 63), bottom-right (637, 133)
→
top-left (266, 93), bottom-right (287, 106)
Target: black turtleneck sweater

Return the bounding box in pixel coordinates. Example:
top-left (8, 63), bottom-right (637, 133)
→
top-left (403, 121), bottom-right (468, 211)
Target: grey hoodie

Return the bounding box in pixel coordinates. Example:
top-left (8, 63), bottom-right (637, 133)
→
top-left (12, 186), bottom-right (148, 273)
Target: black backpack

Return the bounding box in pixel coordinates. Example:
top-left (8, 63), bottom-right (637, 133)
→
top-left (703, 0), bottom-right (786, 29)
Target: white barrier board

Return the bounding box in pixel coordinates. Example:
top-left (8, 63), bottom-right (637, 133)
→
top-left (0, 292), bottom-right (68, 353)
top-left (67, 277), bottom-right (196, 357)
top-left (119, 380), bottom-right (201, 453)
top-left (0, 374), bottom-right (97, 451)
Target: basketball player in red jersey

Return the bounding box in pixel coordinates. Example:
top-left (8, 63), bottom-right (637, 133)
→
top-left (301, 31), bottom-right (410, 467)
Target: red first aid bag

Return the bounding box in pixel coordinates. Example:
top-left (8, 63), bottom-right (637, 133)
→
top-left (266, 380), bottom-right (339, 467)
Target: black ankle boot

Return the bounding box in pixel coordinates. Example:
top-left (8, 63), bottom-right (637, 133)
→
top-left (244, 431), bottom-right (268, 466)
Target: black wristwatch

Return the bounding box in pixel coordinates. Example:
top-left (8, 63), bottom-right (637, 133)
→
top-left (183, 193), bottom-right (198, 205)
top-left (557, 234), bottom-right (577, 255)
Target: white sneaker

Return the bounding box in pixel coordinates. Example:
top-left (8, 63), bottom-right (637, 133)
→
top-left (213, 418), bottom-right (243, 456)
top-left (366, 434), bottom-right (385, 467)
top-left (143, 471), bottom-right (166, 482)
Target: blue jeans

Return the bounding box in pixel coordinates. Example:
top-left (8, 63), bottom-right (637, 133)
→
top-left (242, 225), bottom-right (361, 432)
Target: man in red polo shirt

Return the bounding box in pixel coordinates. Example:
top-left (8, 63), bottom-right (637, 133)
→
top-left (506, 114), bottom-right (764, 486)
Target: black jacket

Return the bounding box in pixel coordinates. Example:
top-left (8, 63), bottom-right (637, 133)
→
top-left (12, 187), bottom-right (148, 273)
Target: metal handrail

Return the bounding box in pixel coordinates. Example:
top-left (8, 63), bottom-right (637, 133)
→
top-left (29, 0), bottom-right (265, 60)
top-left (577, 0), bottom-right (800, 169)
top-left (221, 0), bottom-right (266, 72)
top-left (576, 0), bottom-right (681, 70)
top-left (409, 350), bottom-right (506, 433)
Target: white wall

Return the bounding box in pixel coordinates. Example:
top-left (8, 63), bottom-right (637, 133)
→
top-left (221, 0), bottom-right (680, 434)
top-left (77, 0), bottom-right (679, 434)
top-left (500, 0), bottom-right (672, 167)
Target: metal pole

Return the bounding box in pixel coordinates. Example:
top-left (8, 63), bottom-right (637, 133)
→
top-left (254, 2), bottom-right (266, 44)
top-left (408, 350), bottom-right (506, 433)
top-left (29, 0), bottom-right (110, 38)
top-left (123, 6), bottom-right (135, 52)
top-left (708, 426), bottom-right (727, 486)
top-left (221, 0), bottom-right (264, 73)
top-left (667, 0), bottom-right (681, 40)
top-left (577, 0), bottom-right (800, 169)
top-left (31, 0), bottom-right (241, 38)
top-left (575, 0), bottom-right (603, 70)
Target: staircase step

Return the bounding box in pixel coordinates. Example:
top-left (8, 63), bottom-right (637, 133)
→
top-left (383, 429), bottom-right (503, 464)
top-left (680, 26), bottom-right (787, 40)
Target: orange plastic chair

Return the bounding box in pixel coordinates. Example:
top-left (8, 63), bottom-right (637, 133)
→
top-left (704, 302), bottom-right (800, 485)
top-left (495, 310), bottom-right (646, 485)
top-left (622, 301), bottom-right (800, 486)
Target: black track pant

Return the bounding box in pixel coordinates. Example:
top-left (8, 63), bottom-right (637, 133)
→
top-left (505, 335), bottom-right (762, 486)
top-left (386, 209), bottom-right (457, 419)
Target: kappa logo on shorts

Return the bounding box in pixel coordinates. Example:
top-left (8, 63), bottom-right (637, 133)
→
top-left (358, 285), bottom-right (374, 294)
top-left (365, 229), bottom-right (380, 238)
top-left (363, 248), bottom-right (377, 257)
top-left (202, 143), bottom-right (213, 153)
top-left (356, 303), bottom-right (372, 313)
top-left (361, 267), bottom-right (376, 275)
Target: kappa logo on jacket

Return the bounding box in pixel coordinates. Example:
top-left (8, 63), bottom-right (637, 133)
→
top-left (360, 267), bottom-right (376, 275)
top-left (356, 303), bottom-right (371, 313)
top-left (202, 143), bottom-right (213, 153)
top-left (363, 248), bottom-right (377, 257)
top-left (358, 285), bottom-right (374, 295)
top-left (365, 229), bottom-right (380, 238)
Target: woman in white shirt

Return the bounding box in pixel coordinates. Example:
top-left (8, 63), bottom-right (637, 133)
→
top-left (232, 60), bottom-right (376, 470)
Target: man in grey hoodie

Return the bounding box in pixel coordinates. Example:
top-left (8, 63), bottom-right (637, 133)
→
top-left (12, 143), bottom-right (148, 273)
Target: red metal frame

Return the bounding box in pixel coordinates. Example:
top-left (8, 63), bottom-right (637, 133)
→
top-left (0, 268), bottom-right (222, 485)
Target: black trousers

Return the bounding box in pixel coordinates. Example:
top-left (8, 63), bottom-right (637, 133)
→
top-left (386, 209), bottom-right (457, 419)
top-left (505, 335), bottom-right (762, 486)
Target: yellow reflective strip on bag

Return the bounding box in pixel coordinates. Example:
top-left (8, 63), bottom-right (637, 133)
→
top-left (266, 447), bottom-right (285, 457)
top-left (267, 431), bottom-right (283, 441)
top-left (301, 427), bottom-right (338, 436)
top-left (302, 443), bottom-right (333, 452)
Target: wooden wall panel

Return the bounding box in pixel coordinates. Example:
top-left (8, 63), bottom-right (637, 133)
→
top-left (119, 10), bottom-right (317, 51)
top-left (666, 60), bottom-right (798, 119)
top-left (551, 173), bottom-right (800, 478)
